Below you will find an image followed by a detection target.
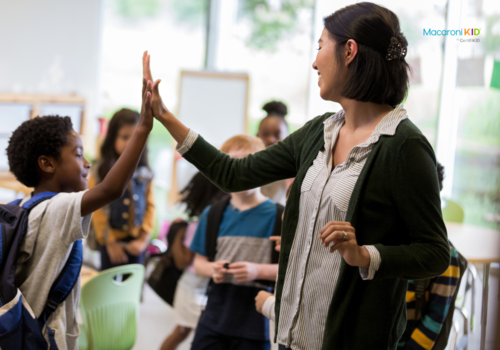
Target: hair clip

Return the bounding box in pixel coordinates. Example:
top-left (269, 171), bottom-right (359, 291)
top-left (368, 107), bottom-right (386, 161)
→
top-left (386, 37), bottom-right (407, 61)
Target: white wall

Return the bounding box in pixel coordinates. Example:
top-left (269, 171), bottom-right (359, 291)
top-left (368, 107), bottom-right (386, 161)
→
top-left (0, 0), bottom-right (103, 155)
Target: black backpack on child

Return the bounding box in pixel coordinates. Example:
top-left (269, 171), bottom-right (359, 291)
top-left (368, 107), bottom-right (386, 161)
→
top-left (0, 192), bottom-right (83, 350)
top-left (412, 246), bottom-right (468, 350)
top-left (205, 197), bottom-right (284, 288)
top-left (147, 221), bottom-right (188, 306)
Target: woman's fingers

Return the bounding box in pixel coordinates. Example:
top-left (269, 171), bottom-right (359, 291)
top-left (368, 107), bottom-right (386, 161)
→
top-left (322, 230), bottom-right (348, 246)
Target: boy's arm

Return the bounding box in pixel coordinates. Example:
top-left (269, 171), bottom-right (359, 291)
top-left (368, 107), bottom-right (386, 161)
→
top-left (193, 254), bottom-right (229, 283)
top-left (81, 79), bottom-right (153, 217)
top-left (227, 262), bottom-right (279, 282)
top-left (405, 248), bottom-right (460, 350)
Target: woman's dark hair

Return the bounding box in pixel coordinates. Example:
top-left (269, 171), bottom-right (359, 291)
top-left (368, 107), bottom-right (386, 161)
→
top-left (262, 101), bottom-right (288, 118)
top-left (323, 2), bottom-right (411, 106)
top-left (179, 172), bottom-right (229, 218)
top-left (97, 108), bottom-right (149, 181)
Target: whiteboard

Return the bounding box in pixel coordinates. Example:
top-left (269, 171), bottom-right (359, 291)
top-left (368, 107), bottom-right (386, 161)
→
top-left (177, 71), bottom-right (249, 148)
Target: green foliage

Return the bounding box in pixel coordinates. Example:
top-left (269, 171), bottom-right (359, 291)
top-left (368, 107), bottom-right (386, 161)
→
top-left (170, 0), bottom-right (207, 26)
top-left (113, 0), bottom-right (162, 19)
top-left (239, 0), bottom-right (314, 51)
top-left (483, 15), bottom-right (500, 55)
top-left (462, 90), bottom-right (500, 146)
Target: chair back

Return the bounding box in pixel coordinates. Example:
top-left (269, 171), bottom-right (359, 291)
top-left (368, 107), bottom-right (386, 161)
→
top-left (79, 264), bottom-right (145, 350)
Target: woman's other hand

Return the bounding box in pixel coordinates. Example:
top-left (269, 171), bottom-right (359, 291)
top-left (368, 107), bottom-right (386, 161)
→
top-left (319, 221), bottom-right (370, 268)
top-left (142, 51), bottom-right (171, 120)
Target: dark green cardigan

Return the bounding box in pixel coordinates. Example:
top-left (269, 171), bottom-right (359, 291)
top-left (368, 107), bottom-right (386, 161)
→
top-left (183, 112), bottom-right (450, 350)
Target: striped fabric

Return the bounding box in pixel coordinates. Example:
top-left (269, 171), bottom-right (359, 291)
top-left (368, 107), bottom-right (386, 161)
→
top-left (275, 106), bottom-right (408, 349)
top-left (178, 106), bottom-right (409, 350)
top-left (398, 243), bottom-right (461, 350)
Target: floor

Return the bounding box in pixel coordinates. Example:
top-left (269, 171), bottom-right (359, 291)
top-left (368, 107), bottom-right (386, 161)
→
top-left (132, 264), bottom-right (499, 350)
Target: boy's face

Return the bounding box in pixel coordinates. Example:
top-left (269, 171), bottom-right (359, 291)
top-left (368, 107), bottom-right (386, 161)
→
top-left (51, 131), bottom-right (91, 192)
top-left (227, 148), bottom-right (259, 197)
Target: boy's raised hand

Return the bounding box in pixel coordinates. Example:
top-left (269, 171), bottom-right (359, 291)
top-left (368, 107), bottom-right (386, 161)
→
top-left (139, 76), bottom-right (154, 131)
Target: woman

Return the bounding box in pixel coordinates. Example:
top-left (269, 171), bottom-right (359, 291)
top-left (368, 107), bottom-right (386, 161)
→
top-left (143, 2), bottom-right (450, 349)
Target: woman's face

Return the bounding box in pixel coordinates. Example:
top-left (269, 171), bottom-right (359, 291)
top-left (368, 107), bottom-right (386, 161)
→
top-left (313, 28), bottom-right (339, 101)
top-left (313, 28), bottom-right (358, 102)
top-left (257, 116), bottom-right (289, 147)
top-left (114, 123), bottom-right (136, 156)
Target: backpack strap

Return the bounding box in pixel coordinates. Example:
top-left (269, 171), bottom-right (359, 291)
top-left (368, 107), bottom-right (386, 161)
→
top-left (38, 239), bottom-right (83, 350)
top-left (414, 278), bottom-right (431, 320)
top-left (7, 199), bottom-right (22, 206)
top-left (270, 203), bottom-right (284, 265)
top-left (22, 192), bottom-right (58, 211)
top-left (205, 197), bottom-right (231, 262)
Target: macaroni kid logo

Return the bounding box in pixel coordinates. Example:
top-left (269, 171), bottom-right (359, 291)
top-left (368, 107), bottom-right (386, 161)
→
top-left (423, 28), bottom-right (481, 42)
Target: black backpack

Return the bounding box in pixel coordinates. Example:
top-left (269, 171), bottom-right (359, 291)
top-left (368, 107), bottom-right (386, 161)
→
top-left (205, 197), bottom-right (284, 287)
top-left (147, 221), bottom-right (188, 306)
top-left (0, 192), bottom-right (83, 350)
top-left (412, 245), bottom-right (468, 350)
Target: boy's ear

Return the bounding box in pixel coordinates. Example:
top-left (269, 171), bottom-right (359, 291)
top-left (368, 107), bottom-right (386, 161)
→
top-left (38, 155), bottom-right (57, 174)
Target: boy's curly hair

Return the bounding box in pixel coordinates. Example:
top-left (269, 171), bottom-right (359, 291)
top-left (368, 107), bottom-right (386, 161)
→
top-left (7, 115), bottom-right (74, 187)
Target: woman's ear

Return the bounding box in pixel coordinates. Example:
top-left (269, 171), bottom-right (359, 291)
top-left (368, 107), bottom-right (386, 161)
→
top-left (344, 39), bottom-right (358, 66)
top-left (38, 155), bottom-right (57, 174)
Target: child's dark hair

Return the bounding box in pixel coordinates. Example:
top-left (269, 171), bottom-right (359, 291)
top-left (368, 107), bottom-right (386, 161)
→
top-left (437, 162), bottom-right (445, 192)
top-left (179, 172), bottom-right (229, 218)
top-left (323, 2), bottom-right (410, 106)
top-left (7, 115), bottom-right (74, 187)
top-left (97, 108), bottom-right (150, 181)
top-left (262, 101), bottom-right (288, 118)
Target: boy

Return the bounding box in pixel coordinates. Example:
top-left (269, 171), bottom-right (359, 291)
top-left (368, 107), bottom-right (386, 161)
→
top-left (189, 135), bottom-right (280, 350)
top-left (7, 78), bottom-right (154, 350)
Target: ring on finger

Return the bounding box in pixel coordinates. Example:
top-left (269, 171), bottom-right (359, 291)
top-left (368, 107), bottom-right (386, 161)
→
top-left (342, 230), bottom-right (347, 241)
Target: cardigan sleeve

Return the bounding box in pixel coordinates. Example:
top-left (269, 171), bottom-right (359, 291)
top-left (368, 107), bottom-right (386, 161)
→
top-left (373, 136), bottom-right (450, 280)
top-left (181, 120), bottom-right (315, 193)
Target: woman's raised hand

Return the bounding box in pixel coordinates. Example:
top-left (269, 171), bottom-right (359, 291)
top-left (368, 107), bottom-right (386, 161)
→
top-left (142, 51), bottom-right (170, 120)
top-left (141, 51), bottom-right (190, 144)
top-left (319, 221), bottom-right (371, 268)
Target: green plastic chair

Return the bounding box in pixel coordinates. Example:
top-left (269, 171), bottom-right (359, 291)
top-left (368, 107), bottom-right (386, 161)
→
top-left (78, 264), bottom-right (145, 350)
top-left (441, 198), bottom-right (465, 223)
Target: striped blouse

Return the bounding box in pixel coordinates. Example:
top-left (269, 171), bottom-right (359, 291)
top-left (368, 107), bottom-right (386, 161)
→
top-left (178, 106), bottom-right (409, 349)
top-left (275, 107), bottom-right (407, 349)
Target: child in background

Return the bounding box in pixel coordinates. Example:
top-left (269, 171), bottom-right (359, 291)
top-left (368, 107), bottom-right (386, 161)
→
top-left (189, 135), bottom-right (280, 350)
top-left (89, 108), bottom-right (156, 270)
top-left (255, 183), bottom-right (292, 350)
top-left (9, 79), bottom-right (154, 350)
top-left (257, 101), bottom-right (290, 206)
top-left (161, 172), bottom-right (228, 350)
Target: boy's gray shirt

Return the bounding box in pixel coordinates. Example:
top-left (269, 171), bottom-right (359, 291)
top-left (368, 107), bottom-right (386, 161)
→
top-left (15, 191), bottom-right (91, 350)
